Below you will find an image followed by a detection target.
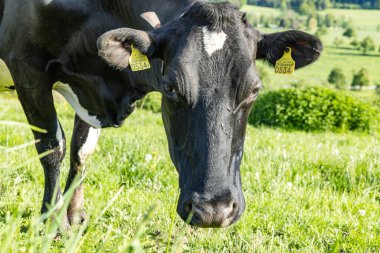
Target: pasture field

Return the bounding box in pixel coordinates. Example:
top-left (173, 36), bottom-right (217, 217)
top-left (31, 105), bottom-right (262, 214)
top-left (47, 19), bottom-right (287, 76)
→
top-left (241, 5), bottom-right (281, 17)
top-left (1, 93), bottom-right (380, 252)
top-left (1, 4), bottom-right (380, 252)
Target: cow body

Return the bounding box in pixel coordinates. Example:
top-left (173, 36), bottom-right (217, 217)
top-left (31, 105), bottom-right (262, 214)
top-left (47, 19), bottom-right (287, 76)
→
top-left (0, 0), bottom-right (322, 228)
top-left (0, 0), bottom-right (192, 227)
top-left (0, 0), bottom-right (191, 127)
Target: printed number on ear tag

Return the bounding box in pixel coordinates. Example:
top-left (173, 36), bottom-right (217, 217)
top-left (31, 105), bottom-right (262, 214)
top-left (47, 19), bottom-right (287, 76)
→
top-left (275, 47), bottom-right (295, 75)
top-left (129, 45), bottom-right (151, 72)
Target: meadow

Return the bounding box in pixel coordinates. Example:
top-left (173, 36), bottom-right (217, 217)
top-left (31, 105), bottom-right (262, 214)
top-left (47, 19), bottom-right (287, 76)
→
top-left (1, 4), bottom-right (380, 253)
top-left (1, 93), bottom-right (380, 252)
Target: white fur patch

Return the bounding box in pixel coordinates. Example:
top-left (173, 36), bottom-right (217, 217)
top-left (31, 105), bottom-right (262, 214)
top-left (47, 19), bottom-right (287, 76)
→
top-left (78, 127), bottom-right (101, 164)
top-left (53, 83), bottom-right (102, 128)
top-left (202, 27), bottom-right (227, 56)
top-left (56, 119), bottom-right (64, 152)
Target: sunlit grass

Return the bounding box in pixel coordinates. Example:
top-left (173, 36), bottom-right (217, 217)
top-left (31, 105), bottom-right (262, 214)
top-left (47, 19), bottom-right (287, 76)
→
top-left (0, 94), bottom-right (379, 252)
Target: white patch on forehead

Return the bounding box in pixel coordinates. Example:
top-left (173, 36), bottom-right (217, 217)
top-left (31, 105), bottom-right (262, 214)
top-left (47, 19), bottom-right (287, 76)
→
top-left (78, 127), bottom-right (101, 164)
top-left (53, 83), bottom-right (102, 128)
top-left (202, 26), bottom-right (227, 56)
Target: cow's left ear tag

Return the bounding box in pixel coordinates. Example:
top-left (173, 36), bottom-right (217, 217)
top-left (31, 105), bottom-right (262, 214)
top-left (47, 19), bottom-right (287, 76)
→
top-left (129, 45), bottom-right (151, 72)
top-left (275, 47), bottom-right (295, 75)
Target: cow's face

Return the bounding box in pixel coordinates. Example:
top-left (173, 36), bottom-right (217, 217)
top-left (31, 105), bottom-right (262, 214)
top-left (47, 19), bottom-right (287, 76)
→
top-left (98, 2), bottom-right (322, 227)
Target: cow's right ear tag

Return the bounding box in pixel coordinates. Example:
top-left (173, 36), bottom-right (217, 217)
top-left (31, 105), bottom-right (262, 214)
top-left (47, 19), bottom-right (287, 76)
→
top-left (275, 47), bottom-right (295, 75)
top-left (129, 45), bottom-right (151, 72)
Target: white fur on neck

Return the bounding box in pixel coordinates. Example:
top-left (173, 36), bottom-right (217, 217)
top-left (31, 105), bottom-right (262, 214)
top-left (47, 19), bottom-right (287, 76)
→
top-left (202, 27), bottom-right (227, 56)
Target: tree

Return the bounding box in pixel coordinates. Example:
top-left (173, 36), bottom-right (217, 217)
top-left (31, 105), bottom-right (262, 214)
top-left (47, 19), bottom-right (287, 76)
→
top-left (328, 67), bottom-right (346, 90)
top-left (351, 68), bottom-right (370, 90)
top-left (307, 16), bottom-right (318, 33)
top-left (350, 39), bottom-right (359, 49)
top-left (325, 13), bottom-right (335, 27)
top-left (360, 36), bottom-right (376, 55)
top-left (299, 1), bottom-right (316, 15)
top-left (315, 0), bottom-right (331, 9)
top-left (343, 27), bottom-right (356, 37)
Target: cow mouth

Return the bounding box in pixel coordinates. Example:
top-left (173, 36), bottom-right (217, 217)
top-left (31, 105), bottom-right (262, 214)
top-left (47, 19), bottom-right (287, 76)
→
top-left (176, 187), bottom-right (245, 228)
top-left (185, 205), bottom-right (242, 228)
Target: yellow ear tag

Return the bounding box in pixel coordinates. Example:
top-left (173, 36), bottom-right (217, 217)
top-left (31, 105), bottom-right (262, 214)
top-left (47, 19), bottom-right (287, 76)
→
top-left (129, 45), bottom-right (151, 72)
top-left (275, 47), bottom-right (295, 75)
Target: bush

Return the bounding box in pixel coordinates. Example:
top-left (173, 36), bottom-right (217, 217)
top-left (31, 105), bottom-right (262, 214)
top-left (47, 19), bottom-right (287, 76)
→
top-left (350, 39), bottom-right (359, 49)
top-left (328, 67), bottom-right (346, 90)
top-left (249, 87), bottom-right (373, 132)
top-left (343, 27), bottom-right (356, 37)
top-left (351, 68), bottom-right (370, 90)
top-left (359, 36), bottom-right (376, 55)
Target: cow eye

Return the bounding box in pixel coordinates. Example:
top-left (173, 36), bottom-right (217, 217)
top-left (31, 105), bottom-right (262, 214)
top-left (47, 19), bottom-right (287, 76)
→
top-left (164, 83), bottom-right (178, 101)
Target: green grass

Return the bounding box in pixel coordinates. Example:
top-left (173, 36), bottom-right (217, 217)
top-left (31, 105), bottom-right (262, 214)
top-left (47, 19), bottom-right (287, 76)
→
top-left (241, 5), bottom-right (281, 17)
top-left (321, 8), bottom-right (380, 34)
top-left (1, 93), bottom-right (380, 252)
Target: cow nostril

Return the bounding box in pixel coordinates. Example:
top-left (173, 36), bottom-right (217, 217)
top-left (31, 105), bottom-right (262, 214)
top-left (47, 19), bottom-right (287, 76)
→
top-left (230, 202), bottom-right (238, 216)
top-left (232, 202), bottom-right (237, 211)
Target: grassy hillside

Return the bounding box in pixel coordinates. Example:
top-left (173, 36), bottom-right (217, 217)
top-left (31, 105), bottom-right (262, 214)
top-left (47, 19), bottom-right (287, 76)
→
top-left (241, 5), bottom-right (380, 89)
top-left (241, 4), bottom-right (281, 16)
top-left (321, 8), bottom-right (380, 34)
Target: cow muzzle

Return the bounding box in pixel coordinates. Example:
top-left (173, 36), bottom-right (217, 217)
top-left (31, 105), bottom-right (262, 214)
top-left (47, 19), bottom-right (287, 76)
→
top-left (177, 191), bottom-right (245, 228)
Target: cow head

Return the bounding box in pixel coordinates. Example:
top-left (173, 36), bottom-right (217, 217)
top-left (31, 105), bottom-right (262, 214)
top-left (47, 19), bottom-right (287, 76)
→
top-left (97, 2), bottom-right (322, 227)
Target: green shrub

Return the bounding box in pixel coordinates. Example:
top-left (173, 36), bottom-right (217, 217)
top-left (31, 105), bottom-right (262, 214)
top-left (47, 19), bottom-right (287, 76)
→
top-left (249, 87), bottom-right (374, 132)
top-left (328, 67), bottom-right (346, 90)
top-left (343, 27), bottom-right (356, 38)
top-left (359, 36), bottom-right (376, 55)
top-left (351, 68), bottom-right (370, 89)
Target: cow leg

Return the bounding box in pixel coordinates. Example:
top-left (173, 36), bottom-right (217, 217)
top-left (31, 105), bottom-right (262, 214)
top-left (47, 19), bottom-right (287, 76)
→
top-left (15, 84), bottom-right (70, 229)
top-left (65, 115), bottom-right (100, 225)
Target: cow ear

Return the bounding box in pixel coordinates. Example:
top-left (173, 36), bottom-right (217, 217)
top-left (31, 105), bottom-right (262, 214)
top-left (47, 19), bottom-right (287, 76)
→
top-left (97, 28), bottom-right (156, 70)
top-left (256, 30), bottom-right (323, 69)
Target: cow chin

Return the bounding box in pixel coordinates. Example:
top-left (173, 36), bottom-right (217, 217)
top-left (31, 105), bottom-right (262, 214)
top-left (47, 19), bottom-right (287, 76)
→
top-left (174, 154), bottom-right (246, 228)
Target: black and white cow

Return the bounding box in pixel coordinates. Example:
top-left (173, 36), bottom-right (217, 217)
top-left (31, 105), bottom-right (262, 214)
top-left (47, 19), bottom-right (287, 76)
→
top-left (0, 0), bottom-right (322, 228)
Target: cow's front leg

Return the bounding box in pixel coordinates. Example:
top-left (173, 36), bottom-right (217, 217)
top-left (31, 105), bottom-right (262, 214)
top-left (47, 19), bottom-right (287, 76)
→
top-left (64, 115), bottom-right (101, 225)
top-left (15, 85), bottom-right (70, 230)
